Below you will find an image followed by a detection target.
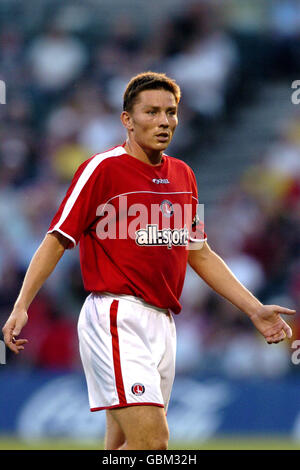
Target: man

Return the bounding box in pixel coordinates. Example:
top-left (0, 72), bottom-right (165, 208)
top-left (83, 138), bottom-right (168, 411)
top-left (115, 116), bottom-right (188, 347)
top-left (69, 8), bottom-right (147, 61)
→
top-left (2, 72), bottom-right (296, 450)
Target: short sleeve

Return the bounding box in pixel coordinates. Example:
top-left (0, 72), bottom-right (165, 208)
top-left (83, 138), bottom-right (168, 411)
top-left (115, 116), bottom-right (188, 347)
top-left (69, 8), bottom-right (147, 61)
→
top-left (47, 157), bottom-right (103, 249)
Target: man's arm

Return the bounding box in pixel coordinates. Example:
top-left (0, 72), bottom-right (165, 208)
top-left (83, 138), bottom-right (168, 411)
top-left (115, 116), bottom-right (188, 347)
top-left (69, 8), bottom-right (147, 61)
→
top-left (188, 242), bottom-right (296, 344)
top-left (2, 232), bottom-right (69, 354)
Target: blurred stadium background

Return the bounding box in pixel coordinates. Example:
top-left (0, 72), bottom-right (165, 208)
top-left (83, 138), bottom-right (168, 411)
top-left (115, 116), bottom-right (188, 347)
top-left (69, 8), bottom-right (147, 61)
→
top-left (0, 0), bottom-right (300, 450)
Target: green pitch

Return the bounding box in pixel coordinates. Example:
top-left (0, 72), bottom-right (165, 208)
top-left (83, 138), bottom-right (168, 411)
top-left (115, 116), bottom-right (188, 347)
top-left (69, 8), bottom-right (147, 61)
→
top-left (0, 436), bottom-right (299, 450)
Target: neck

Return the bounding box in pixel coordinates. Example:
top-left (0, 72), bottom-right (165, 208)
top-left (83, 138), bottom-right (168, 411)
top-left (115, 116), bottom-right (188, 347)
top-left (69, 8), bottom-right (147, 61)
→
top-left (124, 139), bottom-right (163, 166)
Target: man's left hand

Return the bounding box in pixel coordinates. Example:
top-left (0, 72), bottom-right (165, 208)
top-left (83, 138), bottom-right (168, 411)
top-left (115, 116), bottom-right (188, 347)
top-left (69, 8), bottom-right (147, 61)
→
top-left (249, 305), bottom-right (296, 344)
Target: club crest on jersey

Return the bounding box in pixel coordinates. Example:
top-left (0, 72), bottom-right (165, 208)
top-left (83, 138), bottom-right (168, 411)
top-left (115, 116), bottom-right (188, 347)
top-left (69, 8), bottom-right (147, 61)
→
top-left (160, 199), bottom-right (173, 217)
top-left (131, 383), bottom-right (145, 396)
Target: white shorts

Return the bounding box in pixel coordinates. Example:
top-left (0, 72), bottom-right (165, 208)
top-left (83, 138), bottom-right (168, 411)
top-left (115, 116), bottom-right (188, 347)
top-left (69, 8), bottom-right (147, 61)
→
top-left (77, 292), bottom-right (176, 412)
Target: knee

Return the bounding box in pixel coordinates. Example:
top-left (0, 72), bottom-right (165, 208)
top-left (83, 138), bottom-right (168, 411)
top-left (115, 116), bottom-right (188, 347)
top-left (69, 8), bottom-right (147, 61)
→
top-left (149, 437), bottom-right (168, 450)
top-left (146, 424), bottom-right (169, 450)
top-left (131, 429), bottom-right (169, 450)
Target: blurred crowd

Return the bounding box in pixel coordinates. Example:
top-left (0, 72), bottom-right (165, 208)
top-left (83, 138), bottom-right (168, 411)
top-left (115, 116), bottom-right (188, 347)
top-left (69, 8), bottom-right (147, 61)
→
top-left (178, 112), bottom-right (300, 378)
top-left (0, 0), bottom-right (299, 377)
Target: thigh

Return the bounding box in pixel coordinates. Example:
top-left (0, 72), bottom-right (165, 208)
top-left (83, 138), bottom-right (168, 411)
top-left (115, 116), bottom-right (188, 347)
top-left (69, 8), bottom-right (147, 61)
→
top-left (109, 405), bottom-right (169, 449)
top-left (105, 410), bottom-right (126, 450)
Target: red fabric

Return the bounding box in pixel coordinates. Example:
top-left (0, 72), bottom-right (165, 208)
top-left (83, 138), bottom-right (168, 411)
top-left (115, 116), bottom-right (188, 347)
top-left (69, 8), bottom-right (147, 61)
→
top-left (109, 299), bottom-right (126, 406)
top-left (48, 145), bottom-right (206, 314)
top-left (91, 403), bottom-right (164, 412)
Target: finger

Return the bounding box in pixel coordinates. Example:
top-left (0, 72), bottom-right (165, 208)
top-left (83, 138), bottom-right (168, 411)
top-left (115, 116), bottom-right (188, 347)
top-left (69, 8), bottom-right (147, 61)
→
top-left (281, 322), bottom-right (292, 339)
top-left (274, 331), bottom-right (286, 341)
top-left (14, 339), bottom-right (28, 346)
top-left (266, 331), bottom-right (286, 344)
top-left (3, 324), bottom-right (24, 354)
top-left (12, 323), bottom-right (22, 337)
top-left (6, 339), bottom-right (21, 354)
top-left (266, 338), bottom-right (281, 344)
top-left (272, 306), bottom-right (296, 315)
top-left (2, 324), bottom-right (11, 342)
top-left (11, 337), bottom-right (28, 353)
top-left (265, 320), bottom-right (292, 338)
top-left (3, 327), bottom-right (15, 350)
top-left (266, 338), bottom-right (278, 344)
top-left (2, 323), bottom-right (18, 353)
top-left (266, 335), bottom-right (276, 344)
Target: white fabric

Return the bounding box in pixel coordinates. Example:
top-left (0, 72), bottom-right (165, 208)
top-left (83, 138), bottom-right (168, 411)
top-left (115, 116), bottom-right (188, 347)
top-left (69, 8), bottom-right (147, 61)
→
top-left (77, 292), bottom-right (176, 412)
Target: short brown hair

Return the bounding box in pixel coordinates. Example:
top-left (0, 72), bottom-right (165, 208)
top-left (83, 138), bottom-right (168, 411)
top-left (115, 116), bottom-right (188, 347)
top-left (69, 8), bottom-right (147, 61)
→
top-left (123, 71), bottom-right (181, 112)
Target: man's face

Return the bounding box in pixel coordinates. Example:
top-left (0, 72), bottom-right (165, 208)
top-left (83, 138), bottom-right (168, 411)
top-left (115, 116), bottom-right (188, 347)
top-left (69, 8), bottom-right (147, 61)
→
top-left (125, 89), bottom-right (178, 152)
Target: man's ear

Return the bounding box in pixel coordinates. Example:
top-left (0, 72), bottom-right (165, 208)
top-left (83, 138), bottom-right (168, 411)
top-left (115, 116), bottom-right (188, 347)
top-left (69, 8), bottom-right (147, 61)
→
top-left (120, 111), bottom-right (134, 132)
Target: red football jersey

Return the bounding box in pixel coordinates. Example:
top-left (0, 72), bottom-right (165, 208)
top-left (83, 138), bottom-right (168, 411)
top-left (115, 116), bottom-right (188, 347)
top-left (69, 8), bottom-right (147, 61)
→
top-left (47, 145), bottom-right (206, 314)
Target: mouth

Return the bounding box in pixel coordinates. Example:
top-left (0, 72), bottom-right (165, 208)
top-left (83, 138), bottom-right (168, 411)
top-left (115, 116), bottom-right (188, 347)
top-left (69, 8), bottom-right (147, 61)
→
top-left (155, 132), bottom-right (170, 142)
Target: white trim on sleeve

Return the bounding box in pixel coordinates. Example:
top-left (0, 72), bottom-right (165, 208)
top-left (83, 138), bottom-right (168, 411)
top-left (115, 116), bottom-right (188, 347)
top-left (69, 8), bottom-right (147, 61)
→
top-left (189, 234), bottom-right (207, 243)
top-left (47, 228), bottom-right (77, 248)
top-left (51, 146), bottom-right (126, 238)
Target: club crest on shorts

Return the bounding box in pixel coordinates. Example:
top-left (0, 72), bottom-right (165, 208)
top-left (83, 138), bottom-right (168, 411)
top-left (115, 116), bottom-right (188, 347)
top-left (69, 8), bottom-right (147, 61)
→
top-left (131, 383), bottom-right (145, 396)
top-left (160, 199), bottom-right (174, 217)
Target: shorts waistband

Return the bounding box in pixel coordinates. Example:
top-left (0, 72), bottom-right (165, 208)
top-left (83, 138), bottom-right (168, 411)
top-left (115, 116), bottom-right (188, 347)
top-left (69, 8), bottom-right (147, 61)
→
top-left (92, 292), bottom-right (169, 314)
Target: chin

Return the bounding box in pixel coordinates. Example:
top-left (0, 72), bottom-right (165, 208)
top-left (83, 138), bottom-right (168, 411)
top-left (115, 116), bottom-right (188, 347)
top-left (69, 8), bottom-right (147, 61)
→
top-left (155, 141), bottom-right (169, 150)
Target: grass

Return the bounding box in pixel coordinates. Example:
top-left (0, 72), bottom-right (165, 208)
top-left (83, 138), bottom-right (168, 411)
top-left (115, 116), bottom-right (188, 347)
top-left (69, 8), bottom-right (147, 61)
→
top-left (0, 436), bottom-right (299, 450)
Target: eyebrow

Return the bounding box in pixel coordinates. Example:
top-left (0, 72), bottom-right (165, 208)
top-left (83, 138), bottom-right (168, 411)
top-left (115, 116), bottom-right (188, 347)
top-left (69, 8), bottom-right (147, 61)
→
top-left (143, 105), bottom-right (177, 111)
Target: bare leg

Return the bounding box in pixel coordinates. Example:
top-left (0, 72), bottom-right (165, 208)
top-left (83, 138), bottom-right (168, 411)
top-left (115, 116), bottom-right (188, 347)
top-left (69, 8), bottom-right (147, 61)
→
top-left (105, 410), bottom-right (126, 450)
top-left (109, 405), bottom-right (169, 450)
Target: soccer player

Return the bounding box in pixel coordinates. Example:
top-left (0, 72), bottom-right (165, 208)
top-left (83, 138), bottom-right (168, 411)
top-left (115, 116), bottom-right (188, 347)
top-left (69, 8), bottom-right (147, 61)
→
top-left (2, 72), bottom-right (296, 450)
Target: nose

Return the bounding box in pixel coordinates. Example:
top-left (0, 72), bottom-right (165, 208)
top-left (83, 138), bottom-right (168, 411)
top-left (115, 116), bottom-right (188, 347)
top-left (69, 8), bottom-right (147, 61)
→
top-left (159, 112), bottom-right (169, 127)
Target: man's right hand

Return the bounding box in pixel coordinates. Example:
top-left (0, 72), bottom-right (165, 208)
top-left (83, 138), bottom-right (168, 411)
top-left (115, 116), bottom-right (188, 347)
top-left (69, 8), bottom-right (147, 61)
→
top-left (2, 307), bottom-right (28, 354)
top-left (1, 233), bottom-right (67, 356)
